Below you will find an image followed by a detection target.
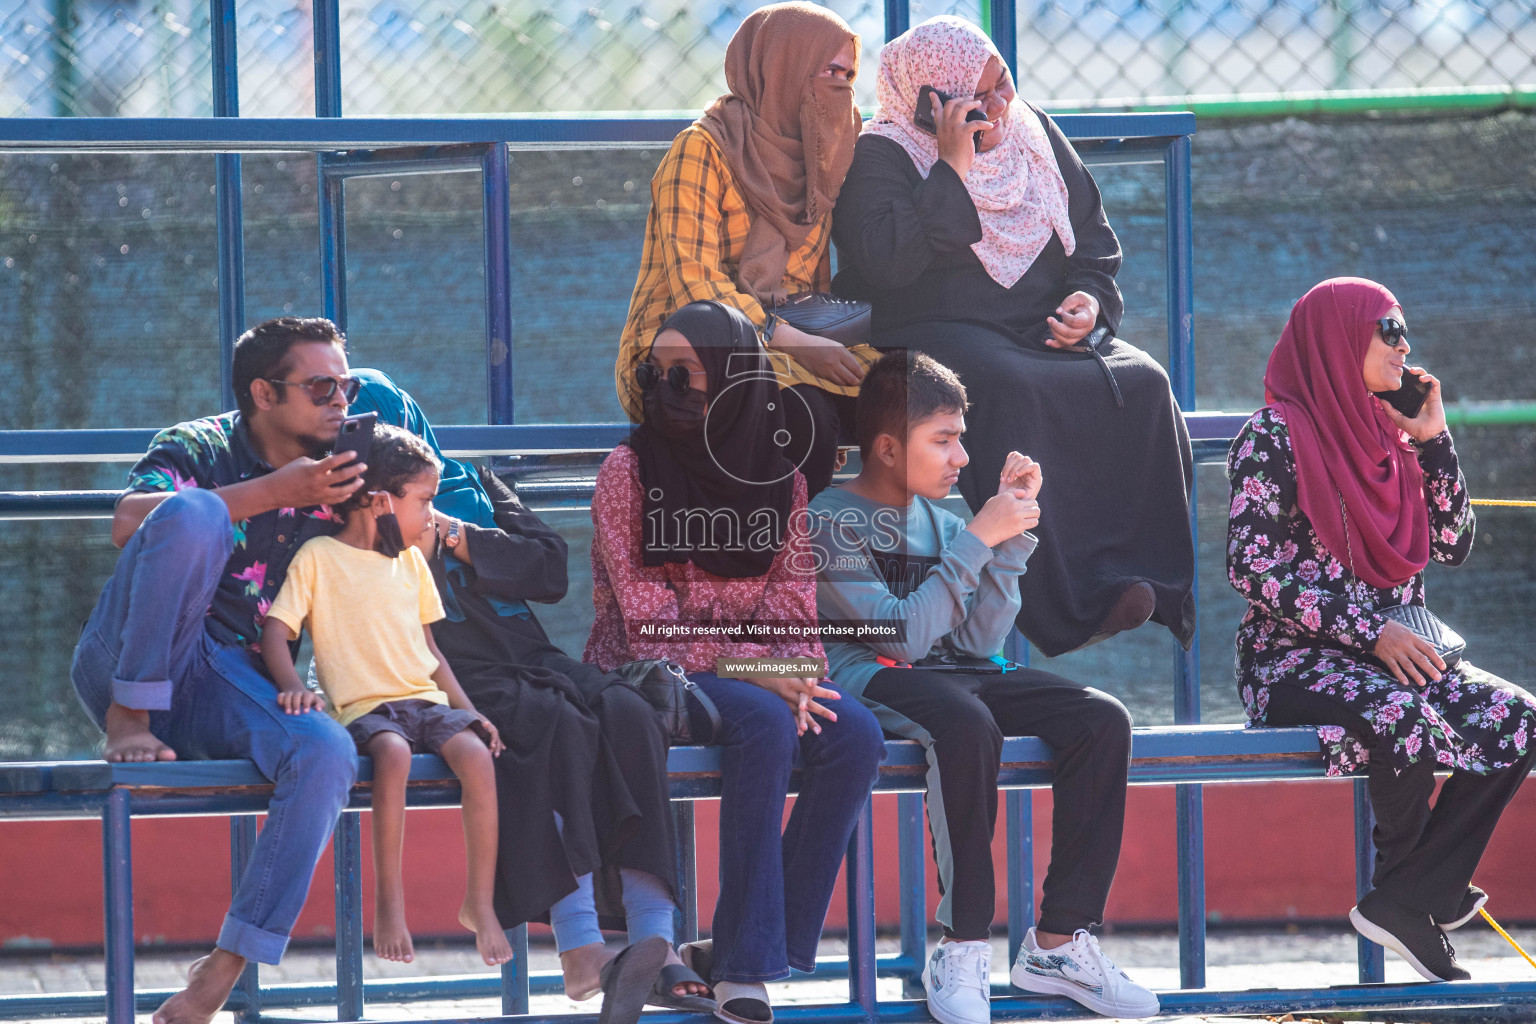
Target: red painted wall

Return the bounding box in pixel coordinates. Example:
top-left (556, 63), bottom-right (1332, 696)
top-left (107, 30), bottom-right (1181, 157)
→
top-left (3, 780), bottom-right (1530, 949)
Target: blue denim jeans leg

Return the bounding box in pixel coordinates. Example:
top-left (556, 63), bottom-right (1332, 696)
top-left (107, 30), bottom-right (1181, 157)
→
top-left (689, 672), bottom-right (884, 983)
top-left (70, 488), bottom-right (357, 965)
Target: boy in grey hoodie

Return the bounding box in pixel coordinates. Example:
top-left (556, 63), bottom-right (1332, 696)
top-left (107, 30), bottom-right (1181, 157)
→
top-left (807, 352), bottom-right (1155, 1022)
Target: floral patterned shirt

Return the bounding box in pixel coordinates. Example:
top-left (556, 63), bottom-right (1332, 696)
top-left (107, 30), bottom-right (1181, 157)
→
top-left (124, 412), bottom-right (341, 650)
top-left (1226, 406), bottom-right (1473, 666)
top-left (582, 444), bottom-right (824, 674)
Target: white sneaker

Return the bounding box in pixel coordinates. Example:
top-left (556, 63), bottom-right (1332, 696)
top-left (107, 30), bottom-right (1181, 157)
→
top-left (1010, 928), bottom-right (1159, 1018)
top-left (922, 939), bottom-right (992, 1024)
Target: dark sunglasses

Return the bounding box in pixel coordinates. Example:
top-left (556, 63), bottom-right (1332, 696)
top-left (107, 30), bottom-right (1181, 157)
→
top-left (263, 374), bottom-right (362, 405)
top-left (635, 361), bottom-right (694, 394)
top-left (1377, 318), bottom-right (1408, 347)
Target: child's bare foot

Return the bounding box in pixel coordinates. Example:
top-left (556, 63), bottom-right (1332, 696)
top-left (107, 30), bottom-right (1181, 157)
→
top-left (458, 901), bottom-right (513, 966)
top-left (559, 941), bottom-right (614, 1001)
top-left (103, 703), bottom-right (175, 763)
top-left (373, 895), bottom-right (415, 963)
top-left (151, 948), bottom-right (245, 1024)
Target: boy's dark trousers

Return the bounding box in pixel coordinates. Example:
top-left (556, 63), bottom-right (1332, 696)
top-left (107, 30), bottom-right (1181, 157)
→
top-left (862, 666), bottom-right (1132, 939)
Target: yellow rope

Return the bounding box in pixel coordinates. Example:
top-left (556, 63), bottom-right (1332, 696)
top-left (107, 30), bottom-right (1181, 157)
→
top-left (1479, 907), bottom-right (1536, 973)
top-left (1470, 499), bottom-right (1536, 507)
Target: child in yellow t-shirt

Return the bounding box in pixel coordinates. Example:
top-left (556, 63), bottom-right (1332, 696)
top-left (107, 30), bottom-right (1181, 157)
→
top-left (262, 424), bottom-right (512, 968)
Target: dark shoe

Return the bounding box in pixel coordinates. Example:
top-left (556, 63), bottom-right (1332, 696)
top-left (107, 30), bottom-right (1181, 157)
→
top-left (648, 960), bottom-right (718, 1013)
top-left (1072, 583), bottom-right (1156, 651)
top-left (597, 936), bottom-right (670, 1024)
top-left (1437, 886), bottom-right (1489, 933)
top-left (1350, 890), bottom-right (1471, 981)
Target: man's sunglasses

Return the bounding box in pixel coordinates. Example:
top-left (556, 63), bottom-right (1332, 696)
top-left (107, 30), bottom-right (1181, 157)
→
top-left (635, 361), bottom-right (694, 394)
top-left (1377, 318), bottom-right (1408, 347)
top-left (263, 374), bottom-right (362, 405)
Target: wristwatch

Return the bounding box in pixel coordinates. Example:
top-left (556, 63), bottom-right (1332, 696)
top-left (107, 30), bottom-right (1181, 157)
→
top-left (443, 518), bottom-right (462, 550)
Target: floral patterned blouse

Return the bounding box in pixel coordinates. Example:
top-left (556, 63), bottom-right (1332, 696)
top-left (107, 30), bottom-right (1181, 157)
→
top-left (1227, 406), bottom-right (1535, 776)
top-left (125, 412), bottom-right (340, 650)
top-left (583, 444), bottom-right (824, 675)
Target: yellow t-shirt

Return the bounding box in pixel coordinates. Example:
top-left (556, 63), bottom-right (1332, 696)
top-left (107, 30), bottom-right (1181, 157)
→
top-left (267, 536), bottom-right (448, 725)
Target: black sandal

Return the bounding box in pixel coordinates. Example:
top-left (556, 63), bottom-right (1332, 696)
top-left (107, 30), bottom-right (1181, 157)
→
top-left (647, 961), bottom-right (717, 1013)
top-left (597, 936), bottom-right (669, 1024)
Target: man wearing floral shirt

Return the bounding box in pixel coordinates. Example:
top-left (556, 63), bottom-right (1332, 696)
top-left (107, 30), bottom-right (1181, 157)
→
top-left (71, 317), bottom-right (368, 1024)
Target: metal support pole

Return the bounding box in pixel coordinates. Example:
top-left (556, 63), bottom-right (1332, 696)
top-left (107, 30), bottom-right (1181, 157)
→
top-left (1354, 778), bottom-right (1385, 983)
top-left (482, 143), bottom-right (514, 427)
top-left (896, 792), bottom-right (927, 998)
top-left (102, 789), bottom-right (134, 1024)
top-left (211, 0), bottom-right (242, 411)
top-left (333, 811), bottom-right (365, 1022)
top-left (1005, 789), bottom-right (1034, 977)
top-left (845, 799), bottom-right (878, 1021)
top-left (986, 0), bottom-right (1017, 79)
top-left (501, 925), bottom-right (530, 1016)
top-left (674, 800), bottom-right (700, 944)
top-left (1165, 131), bottom-right (1206, 991)
top-left (229, 817), bottom-right (261, 1022)
top-left (883, 0), bottom-right (908, 44)
top-left (312, 0), bottom-right (342, 118)
top-left (318, 168), bottom-right (347, 332)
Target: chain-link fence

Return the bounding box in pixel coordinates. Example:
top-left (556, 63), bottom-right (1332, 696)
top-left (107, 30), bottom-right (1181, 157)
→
top-left (3, 0), bottom-right (1534, 118)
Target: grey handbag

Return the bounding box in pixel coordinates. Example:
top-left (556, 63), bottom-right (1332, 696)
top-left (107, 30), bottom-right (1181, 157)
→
top-left (1336, 491), bottom-right (1466, 669)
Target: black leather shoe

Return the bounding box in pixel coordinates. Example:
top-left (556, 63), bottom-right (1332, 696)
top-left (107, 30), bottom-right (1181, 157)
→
top-left (1437, 885), bottom-right (1488, 933)
top-left (1351, 890), bottom-right (1471, 981)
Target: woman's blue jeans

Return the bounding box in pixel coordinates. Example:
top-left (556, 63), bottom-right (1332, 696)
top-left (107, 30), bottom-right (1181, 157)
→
top-left (69, 488), bottom-right (357, 965)
top-left (689, 672), bottom-right (884, 983)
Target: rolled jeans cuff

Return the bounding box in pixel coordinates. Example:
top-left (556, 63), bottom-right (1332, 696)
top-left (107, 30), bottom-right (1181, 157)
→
top-left (111, 678), bottom-right (174, 711)
top-left (218, 913), bottom-right (289, 966)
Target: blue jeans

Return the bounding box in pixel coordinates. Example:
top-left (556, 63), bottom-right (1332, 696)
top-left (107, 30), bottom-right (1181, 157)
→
top-left (70, 489), bottom-right (357, 965)
top-left (690, 673), bottom-right (884, 982)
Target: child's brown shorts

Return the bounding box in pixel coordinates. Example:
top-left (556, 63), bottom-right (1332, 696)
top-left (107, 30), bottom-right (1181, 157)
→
top-left (346, 698), bottom-right (488, 754)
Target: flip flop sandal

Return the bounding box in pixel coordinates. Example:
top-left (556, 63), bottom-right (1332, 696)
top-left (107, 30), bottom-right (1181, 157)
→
top-left (597, 936), bottom-right (669, 1024)
top-left (647, 961), bottom-right (717, 1013)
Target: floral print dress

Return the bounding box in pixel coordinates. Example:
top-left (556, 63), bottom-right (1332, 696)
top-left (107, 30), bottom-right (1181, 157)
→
top-left (1227, 406), bottom-right (1536, 777)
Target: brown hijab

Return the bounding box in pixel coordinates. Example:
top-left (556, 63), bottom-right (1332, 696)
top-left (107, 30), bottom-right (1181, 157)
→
top-left (698, 1), bottom-right (862, 304)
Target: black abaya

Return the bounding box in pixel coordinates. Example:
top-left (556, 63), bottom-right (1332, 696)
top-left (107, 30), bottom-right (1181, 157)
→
top-left (429, 469), bottom-right (677, 930)
top-left (832, 108), bottom-right (1195, 656)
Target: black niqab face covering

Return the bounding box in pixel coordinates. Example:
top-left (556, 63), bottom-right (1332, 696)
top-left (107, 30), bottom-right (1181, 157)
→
top-left (626, 301), bottom-right (800, 578)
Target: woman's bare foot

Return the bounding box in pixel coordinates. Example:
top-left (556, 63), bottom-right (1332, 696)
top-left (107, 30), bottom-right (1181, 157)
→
top-left (373, 894), bottom-right (415, 963)
top-left (103, 703), bottom-right (175, 763)
top-left (151, 949), bottom-right (245, 1024)
top-left (458, 901), bottom-right (513, 966)
top-left (560, 941), bottom-right (615, 1001)
top-left (662, 945), bottom-right (711, 999)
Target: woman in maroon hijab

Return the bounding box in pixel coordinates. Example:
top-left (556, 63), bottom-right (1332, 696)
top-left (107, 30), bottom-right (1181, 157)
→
top-left (1227, 277), bottom-right (1536, 983)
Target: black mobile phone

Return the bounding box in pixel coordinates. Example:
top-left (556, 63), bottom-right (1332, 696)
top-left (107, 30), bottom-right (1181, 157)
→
top-left (331, 411), bottom-right (376, 469)
top-left (913, 84), bottom-right (989, 151)
top-left (1375, 373), bottom-right (1431, 420)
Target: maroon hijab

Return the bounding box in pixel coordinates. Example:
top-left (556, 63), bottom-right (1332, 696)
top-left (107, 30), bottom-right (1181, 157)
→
top-left (1263, 277), bottom-right (1429, 589)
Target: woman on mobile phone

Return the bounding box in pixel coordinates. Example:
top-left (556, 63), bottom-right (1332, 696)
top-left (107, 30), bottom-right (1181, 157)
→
top-left (1227, 276), bottom-right (1536, 983)
top-left (615, 1), bottom-right (880, 499)
top-left (831, 15), bottom-right (1195, 657)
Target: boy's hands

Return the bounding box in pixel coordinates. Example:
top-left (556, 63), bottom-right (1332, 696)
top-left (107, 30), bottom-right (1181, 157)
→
top-left (967, 451), bottom-right (1042, 547)
top-left (276, 689), bottom-right (326, 715)
top-left (476, 714), bottom-right (506, 756)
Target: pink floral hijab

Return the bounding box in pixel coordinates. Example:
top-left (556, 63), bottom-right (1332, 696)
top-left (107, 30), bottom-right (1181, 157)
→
top-left (864, 16), bottom-right (1075, 289)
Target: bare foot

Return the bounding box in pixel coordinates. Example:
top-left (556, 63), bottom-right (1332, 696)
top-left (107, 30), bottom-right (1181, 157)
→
top-left (151, 949), bottom-right (245, 1024)
top-left (662, 944), bottom-right (711, 999)
top-left (373, 894), bottom-right (415, 963)
top-left (559, 941), bottom-right (615, 1002)
top-left (103, 703), bottom-right (175, 763)
top-left (458, 901), bottom-right (513, 966)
